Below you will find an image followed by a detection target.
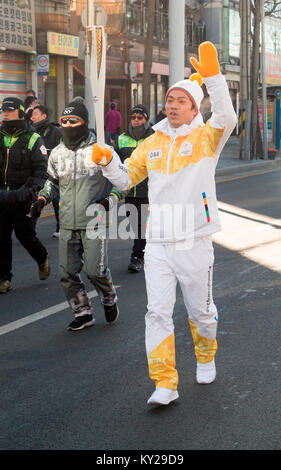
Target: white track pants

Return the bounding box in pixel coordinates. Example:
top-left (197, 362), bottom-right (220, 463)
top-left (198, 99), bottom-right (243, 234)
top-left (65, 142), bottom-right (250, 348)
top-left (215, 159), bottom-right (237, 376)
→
top-left (144, 237), bottom-right (218, 390)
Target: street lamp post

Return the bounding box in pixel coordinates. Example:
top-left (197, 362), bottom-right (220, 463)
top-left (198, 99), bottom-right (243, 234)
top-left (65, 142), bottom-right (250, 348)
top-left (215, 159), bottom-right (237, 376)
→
top-left (239, 0), bottom-right (251, 160)
top-left (261, 0), bottom-right (268, 159)
top-left (169, 0), bottom-right (185, 86)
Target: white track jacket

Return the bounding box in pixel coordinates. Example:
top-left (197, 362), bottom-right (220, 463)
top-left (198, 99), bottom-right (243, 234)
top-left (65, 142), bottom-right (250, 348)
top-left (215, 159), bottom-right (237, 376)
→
top-left (125, 73), bottom-right (237, 244)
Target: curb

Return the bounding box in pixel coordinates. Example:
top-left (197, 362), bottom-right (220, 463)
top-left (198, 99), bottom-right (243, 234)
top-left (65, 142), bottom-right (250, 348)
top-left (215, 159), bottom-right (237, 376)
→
top-left (215, 158), bottom-right (281, 182)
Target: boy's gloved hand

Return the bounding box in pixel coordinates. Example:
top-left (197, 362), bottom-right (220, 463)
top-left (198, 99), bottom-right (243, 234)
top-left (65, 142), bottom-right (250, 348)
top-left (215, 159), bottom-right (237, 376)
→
top-left (96, 192), bottom-right (121, 212)
top-left (30, 197), bottom-right (46, 218)
top-left (190, 41), bottom-right (220, 78)
top-left (91, 143), bottom-right (112, 166)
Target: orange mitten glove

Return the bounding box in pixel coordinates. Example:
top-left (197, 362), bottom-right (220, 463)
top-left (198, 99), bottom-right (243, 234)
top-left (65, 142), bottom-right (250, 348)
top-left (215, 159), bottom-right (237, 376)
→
top-left (190, 41), bottom-right (220, 78)
top-left (91, 143), bottom-right (112, 166)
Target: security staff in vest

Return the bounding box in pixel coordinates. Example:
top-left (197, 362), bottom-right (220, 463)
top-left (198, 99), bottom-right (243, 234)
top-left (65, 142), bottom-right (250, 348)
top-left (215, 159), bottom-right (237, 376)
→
top-left (116, 105), bottom-right (154, 272)
top-left (31, 104), bottom-right (62, 237)
top-left (0, 97), bottom-right (50, 294)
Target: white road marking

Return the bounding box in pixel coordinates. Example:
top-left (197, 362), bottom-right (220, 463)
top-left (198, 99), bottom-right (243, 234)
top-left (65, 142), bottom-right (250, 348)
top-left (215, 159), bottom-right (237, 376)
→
top-left (0, 286), bottom-right (120, 336)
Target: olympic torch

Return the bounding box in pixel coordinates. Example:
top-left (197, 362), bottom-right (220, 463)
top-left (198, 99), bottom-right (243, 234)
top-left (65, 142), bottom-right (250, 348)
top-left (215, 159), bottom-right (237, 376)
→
top-left (88, 25), bottom-right (107, 149)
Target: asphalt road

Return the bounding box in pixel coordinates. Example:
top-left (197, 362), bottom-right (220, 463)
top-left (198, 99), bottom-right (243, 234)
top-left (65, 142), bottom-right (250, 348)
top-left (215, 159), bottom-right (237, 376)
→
top-left (0, 170), bottom-right (281, 451)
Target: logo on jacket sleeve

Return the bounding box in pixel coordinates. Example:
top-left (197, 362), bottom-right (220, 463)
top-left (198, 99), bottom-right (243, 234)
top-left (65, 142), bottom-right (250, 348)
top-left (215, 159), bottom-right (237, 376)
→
top-left (179, 141), bottom-right (193, 156)
top-left (40, 145), bottom-right (47, 155)
top-left (148, 149), bottom-right (162, 160)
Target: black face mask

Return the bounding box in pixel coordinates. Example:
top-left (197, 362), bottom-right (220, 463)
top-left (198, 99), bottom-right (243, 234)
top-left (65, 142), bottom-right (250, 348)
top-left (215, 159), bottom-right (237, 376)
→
top-left (1, 119), bottom-right (26, 134)
top-left (61, 124), bottom-right (89, 150)
top-left (129, 122), bottom-right (149, 141)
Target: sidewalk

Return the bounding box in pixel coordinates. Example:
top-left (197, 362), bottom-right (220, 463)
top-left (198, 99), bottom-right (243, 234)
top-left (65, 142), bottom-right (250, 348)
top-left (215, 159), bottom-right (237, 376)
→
top-left (216, 136), bottom-right (281, 182)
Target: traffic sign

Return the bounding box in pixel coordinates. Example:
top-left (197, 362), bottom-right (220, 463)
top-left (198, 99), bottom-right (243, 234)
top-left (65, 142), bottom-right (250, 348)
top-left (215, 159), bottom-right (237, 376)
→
top-left (37, 55), bottom-right (49, 76)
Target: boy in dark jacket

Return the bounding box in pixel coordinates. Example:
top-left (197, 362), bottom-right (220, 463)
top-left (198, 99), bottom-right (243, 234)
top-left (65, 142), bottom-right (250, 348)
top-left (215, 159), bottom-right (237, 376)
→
top-left (116, 105), bottom-right (154, 272)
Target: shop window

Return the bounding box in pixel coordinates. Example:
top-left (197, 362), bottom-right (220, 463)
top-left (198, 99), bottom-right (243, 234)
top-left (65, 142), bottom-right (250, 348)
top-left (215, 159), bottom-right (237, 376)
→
top-left (185, 18), bottom-right (206, 47)
top-left (126, 0), bottom-right (168, 41)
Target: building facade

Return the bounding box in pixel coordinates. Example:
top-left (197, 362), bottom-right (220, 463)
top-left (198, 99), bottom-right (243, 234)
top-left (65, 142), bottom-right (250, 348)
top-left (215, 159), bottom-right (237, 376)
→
top-left (2, 0), bottom-right (280, 139)
top-left (69, 0), bottom-right (206, 129)
top-left (35, 0), bottom-right (77, 120)
top-left (0, 0), bottom-right (37, 107)
top-left (0, 0), bottom-right (79, 120)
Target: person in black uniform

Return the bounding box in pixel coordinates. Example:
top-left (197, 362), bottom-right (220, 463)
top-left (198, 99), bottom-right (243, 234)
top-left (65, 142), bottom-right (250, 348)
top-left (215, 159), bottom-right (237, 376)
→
top-left (31, 104), bottom-right (62, 237)
top-left (116, 105), bottom-right (154, 272)
top-left (0, 97), bottom-right (50, 294)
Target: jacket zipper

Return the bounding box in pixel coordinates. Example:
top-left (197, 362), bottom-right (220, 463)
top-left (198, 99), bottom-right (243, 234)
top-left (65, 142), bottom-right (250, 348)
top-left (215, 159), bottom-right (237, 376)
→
top-left (166, 134), bottom-right (176, 175)
top-left (4, 147), bottom-right (10, 188)
top-left (73, 151), bottom-right (76, 229)
top-left (4, 135), bottom-right (19, 189)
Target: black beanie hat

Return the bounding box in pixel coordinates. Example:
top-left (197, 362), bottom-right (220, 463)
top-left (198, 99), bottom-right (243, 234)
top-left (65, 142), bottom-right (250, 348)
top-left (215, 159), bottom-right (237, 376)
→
top-left (59, 101), bottom-right (89, 126)
top-left (1, 97), bottom-right (25, 118)
top-left (131, 104), bottom-right (149, 121)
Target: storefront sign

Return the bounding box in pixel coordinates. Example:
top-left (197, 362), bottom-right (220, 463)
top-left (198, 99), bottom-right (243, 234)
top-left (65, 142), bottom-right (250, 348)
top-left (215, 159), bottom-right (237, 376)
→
top-left (136, 62), bottom-right (191, 78)
top-left (49, 56), bottom-right (56, 77)
top-left (258, 104), bottom-right (273, 142)
top-left (47, 32), bottom-right (79, 57)
top-left (0, 0), bottom-right (36, 52)
top-left (266, 53), bottom-right (281, 85)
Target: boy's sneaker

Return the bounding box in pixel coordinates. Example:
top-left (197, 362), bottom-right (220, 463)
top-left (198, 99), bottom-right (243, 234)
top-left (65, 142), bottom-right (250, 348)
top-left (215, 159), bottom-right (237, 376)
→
top-left (68, 314), bottom-right (95, 331)
top-left (196, 359), bottom-right (216, 384)
top-left (0, 279), bottom-right (11, 294)
top-left (38, 254), bottom-right (51, 280)
top-left (147, 387), bottom-right (179, 406)
top-left (128, 256), bottom-right (143, 273)
top-left (104, 303), bottom-right (119, 324)
top-left (52, 231), bottom-right (59, 238)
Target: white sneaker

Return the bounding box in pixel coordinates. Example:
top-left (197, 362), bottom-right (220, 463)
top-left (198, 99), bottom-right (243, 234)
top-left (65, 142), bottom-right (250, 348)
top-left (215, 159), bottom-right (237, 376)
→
top-left (52, 231), bottom-right (59, 238)
top-left (147, 387), bottom-right (179, 406)
top-left (196, 359), bottom-right (216, 384)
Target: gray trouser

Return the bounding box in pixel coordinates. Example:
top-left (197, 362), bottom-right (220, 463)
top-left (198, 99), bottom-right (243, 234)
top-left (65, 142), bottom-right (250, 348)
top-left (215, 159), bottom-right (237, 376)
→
top-left (59, 228), bottom-right (117, 317)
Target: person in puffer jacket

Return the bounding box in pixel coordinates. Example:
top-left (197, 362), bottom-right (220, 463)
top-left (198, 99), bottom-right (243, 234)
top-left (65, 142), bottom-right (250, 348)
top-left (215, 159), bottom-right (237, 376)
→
top-left (116, 104), bottom-right (154, 273)
top-left (31, 100), bottom-right (129, 331)
top-left (91, 42), bottom-right (237, 405)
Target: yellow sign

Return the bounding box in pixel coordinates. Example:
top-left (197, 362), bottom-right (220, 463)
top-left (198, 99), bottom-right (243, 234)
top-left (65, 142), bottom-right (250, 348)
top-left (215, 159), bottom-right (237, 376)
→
top-left (47, 32), bottom-right (79, 57)
top-left (49, 57), bottom-right (56, 77)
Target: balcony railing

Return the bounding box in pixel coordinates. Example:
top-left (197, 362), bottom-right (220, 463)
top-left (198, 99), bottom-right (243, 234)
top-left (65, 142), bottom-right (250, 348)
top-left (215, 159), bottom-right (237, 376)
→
top-left (185, 18), bottom-right (206, 47)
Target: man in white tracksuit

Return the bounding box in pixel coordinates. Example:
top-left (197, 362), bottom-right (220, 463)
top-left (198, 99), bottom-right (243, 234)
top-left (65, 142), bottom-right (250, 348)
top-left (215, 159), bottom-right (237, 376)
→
top-left (92, 42), bottom-right (237, 406)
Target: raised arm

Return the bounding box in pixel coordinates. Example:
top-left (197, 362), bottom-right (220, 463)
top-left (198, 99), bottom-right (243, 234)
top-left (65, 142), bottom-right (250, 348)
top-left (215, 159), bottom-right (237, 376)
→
top-left (190, 42), bottom-right (237, 159)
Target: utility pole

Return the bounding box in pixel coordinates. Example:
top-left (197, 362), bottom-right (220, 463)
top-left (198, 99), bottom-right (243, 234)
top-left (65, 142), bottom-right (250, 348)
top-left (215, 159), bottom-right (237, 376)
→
top-left (261, 0), bottom-right (268, 159)
top-left (85, 0), bottom-right (96, 129)
top-left (169, 0), bottom-right (185, 86)
top-left (142, 0), bottom-right (156, 111)
top-left (239, 0), bottom-right (251, 160)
